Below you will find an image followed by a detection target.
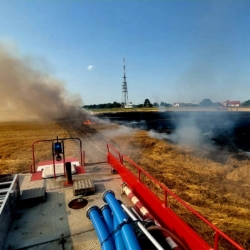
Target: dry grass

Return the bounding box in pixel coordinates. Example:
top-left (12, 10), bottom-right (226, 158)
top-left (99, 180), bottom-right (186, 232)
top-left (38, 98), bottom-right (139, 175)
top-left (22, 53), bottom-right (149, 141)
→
top-left (0, 121), bottom-right (78, 174)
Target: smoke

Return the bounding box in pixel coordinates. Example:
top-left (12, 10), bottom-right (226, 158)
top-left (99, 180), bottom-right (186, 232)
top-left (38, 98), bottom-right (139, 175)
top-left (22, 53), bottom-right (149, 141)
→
top-left (146, 111), bottom-right (237, 150)
top-left (148, 130), bottom-right (170, 141)
top-left (148, 119), bottom-right (207, 148)
top-left (0, 43), bottom-right (86, 121)
top-left (100, 124), bottom-right (136, 138)
top-left (171, 118), bottom-right (207, 147)
top-left (147, 110), bottom-right (248, 164)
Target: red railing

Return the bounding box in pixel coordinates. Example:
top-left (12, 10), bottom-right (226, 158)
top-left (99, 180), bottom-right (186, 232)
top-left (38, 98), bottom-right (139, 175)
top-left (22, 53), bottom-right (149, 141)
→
top-left (32, 137), bottom-right (83, 178)
top-left (107, 144), bottom-right (244, 250)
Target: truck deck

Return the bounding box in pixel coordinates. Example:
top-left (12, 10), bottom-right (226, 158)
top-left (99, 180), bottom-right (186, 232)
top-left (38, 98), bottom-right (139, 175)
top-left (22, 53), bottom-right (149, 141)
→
top-left (3, 163), bottom-right (132, 250)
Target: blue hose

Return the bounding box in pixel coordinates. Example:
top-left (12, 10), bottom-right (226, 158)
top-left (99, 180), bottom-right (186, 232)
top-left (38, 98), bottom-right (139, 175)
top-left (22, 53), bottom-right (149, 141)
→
top-left (100, 204), bottom-right (113, 234)
top-left (113, 214), bottom-right (126, 250)
top-left (103, 190), bottom-right (141, 250)
top-left (86, 205), bottom-right (115, 250)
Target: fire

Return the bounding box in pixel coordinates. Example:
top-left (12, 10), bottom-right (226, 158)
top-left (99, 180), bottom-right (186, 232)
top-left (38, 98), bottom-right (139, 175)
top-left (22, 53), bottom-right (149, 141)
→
top-left (84, 120), bottom-right (92, 125)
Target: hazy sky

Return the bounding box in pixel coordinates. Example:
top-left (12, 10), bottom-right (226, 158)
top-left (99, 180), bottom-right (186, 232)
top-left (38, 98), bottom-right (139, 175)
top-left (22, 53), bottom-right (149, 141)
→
top-left (0, 0), bottom-right (250, 105)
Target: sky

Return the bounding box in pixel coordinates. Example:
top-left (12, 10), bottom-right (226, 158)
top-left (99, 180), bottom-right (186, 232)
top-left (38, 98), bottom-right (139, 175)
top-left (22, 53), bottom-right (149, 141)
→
top-left (0, 0), bottom-right (250, 105)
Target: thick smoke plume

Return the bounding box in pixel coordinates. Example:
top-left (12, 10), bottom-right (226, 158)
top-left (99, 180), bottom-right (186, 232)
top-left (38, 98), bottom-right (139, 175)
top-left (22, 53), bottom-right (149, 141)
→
top-left (0, 44), bottom-right (86, 121)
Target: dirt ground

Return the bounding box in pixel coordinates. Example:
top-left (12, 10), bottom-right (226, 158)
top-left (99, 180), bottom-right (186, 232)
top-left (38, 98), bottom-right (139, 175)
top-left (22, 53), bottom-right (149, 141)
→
top-left (0, 118), bottom-right (249, 249)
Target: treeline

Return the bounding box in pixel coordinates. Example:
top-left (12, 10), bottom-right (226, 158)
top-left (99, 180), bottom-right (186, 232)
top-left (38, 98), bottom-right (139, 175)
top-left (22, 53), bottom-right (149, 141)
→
top-left (241, 100), bottom-right (250, 106)
top-left (83, 99), bottom-right (173, 109)
top-left (152, 102), bottom-right (174, 107)
top-left (199, 99), bottom-right (250, 107)
top-left (83, 98), bottom-right (250, 109)
top-left (83, 102), bottom-right (122, 109)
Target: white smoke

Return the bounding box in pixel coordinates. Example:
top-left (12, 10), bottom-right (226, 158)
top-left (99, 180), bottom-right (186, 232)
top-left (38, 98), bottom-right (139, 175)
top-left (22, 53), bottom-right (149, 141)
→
top-left (148, 130), bottom-right (170, 140)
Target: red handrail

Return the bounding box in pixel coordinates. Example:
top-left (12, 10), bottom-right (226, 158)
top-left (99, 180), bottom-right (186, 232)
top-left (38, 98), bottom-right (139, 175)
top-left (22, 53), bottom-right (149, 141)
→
top-left (32, 138), bottom-right (83, 178)
top-left (106, 143), bottom-right (122, 163)
top-left (107, 144), bottom-right (244, 250)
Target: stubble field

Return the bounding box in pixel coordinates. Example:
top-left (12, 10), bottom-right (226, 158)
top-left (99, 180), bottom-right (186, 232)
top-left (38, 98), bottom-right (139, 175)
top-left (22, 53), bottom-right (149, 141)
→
top-left (0, 121), bottom-right (77, 174)
top-left (0, 119), bottom-right (250, 249)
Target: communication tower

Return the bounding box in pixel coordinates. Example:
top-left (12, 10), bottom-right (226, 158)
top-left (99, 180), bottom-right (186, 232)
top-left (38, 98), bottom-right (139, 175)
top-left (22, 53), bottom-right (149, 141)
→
top-left (122, 58), bottom-right (128, 107)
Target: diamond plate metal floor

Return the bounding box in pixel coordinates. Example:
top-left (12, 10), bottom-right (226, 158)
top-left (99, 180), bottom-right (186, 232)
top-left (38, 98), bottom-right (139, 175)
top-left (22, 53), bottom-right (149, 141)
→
top-left (3, 163), bottom-right (132, 250)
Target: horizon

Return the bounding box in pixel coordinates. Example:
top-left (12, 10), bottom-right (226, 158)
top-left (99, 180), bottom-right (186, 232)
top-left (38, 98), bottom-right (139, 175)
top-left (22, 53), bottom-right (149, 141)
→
top-left (83, 98), bottom-right (242, 106)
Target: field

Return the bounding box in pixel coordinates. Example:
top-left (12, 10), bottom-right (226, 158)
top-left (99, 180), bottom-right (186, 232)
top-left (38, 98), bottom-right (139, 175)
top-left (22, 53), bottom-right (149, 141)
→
top-left (0, 121), bottom-right (77, 174)
top-left (1, 118), bottom-right (250, 249)
top-left (89, 106), bottom-right (250, 113)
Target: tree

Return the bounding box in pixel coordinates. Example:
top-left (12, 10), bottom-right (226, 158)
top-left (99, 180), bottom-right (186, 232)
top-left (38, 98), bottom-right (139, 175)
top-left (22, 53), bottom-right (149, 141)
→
top-left (153, 102), bottom-right (159, 107)
top-left (199, 99), bottom-right (213, 107)
top-left (144, 99), bottom-right (152, 107)
top-left (160, 102), bottom-right (172, 107)
top-left (241, 100), bottom-right (250, 106)
top-left (113, 101), bottom-right (121, 108)
top-left (137, 104), bottom-right (144, 107)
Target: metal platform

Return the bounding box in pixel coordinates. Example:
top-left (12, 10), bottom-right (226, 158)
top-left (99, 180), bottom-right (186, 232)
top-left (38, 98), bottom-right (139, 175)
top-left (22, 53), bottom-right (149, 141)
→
top-left (3, 163), bottom-right (132, 250)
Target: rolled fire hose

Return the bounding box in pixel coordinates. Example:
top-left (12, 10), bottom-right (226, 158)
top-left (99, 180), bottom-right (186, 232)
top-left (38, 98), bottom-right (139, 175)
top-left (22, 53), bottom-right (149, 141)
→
top-left (86, 205), bottom-right (115, 250)
top-left (100, 204), bottom-right (113, 234)
top-left (103, 190), bottom-right (141, 250)
top-left (113, 214), bottom-right (126, 250)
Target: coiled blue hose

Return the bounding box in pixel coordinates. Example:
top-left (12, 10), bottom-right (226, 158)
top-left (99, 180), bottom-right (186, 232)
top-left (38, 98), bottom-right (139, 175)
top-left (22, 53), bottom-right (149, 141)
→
top-left (103, 190), bottom-right (141, 250)
top-left (86, 205), bottom-right (115, 250)
top-left (100, 204), bottom-right (113, 234)
top-left (113, 214), bottom-right (126, 250)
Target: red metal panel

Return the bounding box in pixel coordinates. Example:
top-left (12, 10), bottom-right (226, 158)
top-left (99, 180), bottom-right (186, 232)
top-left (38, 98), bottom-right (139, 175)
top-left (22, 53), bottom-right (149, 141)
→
top-left (106, 144), bottom-right (244, 250)
top-left (108, 152), bottom-right (210, 249)
top-left (107, 152), bottom-right (122, 170)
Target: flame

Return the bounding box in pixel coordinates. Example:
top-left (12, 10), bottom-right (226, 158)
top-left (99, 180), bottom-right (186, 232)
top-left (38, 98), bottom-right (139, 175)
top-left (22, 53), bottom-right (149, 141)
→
top-left (84, 120), bottom-right (92, 125)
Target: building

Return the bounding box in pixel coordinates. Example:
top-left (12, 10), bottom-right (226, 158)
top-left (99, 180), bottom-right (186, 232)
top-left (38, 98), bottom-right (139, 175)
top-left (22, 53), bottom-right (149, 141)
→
top-left (173, 102), bottom-right (196, 107)
top-left (124, 102), bottom-right (134, 108)
top-left (223, 100), bottom-right (240, 107)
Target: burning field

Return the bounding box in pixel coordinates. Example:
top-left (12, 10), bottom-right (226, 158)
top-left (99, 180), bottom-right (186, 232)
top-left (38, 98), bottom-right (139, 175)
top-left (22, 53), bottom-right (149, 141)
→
top-left (0, 43), bottom-right (249, 249)
top-left (0, 117), bottom-right (250, 249)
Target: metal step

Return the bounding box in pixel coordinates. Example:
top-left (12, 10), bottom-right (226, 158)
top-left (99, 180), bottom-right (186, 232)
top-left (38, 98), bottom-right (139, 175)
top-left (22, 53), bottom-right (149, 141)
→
top-left (0, 181), bottom-right (12, 186)
top-left (19, 187), bottom-right (46, 206)
top-left (0, 189), bottom-right (9, 194)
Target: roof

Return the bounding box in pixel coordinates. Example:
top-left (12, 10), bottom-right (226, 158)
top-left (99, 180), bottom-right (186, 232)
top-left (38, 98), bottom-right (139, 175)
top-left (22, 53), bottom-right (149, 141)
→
top-left (223, 100), bottom-right (240, 104)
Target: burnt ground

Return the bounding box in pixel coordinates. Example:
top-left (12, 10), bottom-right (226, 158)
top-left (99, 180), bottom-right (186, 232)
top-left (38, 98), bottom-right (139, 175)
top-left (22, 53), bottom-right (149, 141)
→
top-left (97, 111), bottom-right (250, 162)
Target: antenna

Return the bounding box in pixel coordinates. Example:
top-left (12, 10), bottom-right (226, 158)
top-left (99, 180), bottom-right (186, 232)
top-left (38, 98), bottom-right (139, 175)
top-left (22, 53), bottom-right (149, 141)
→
top-left (122, 58), bottom-right (128, 107)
